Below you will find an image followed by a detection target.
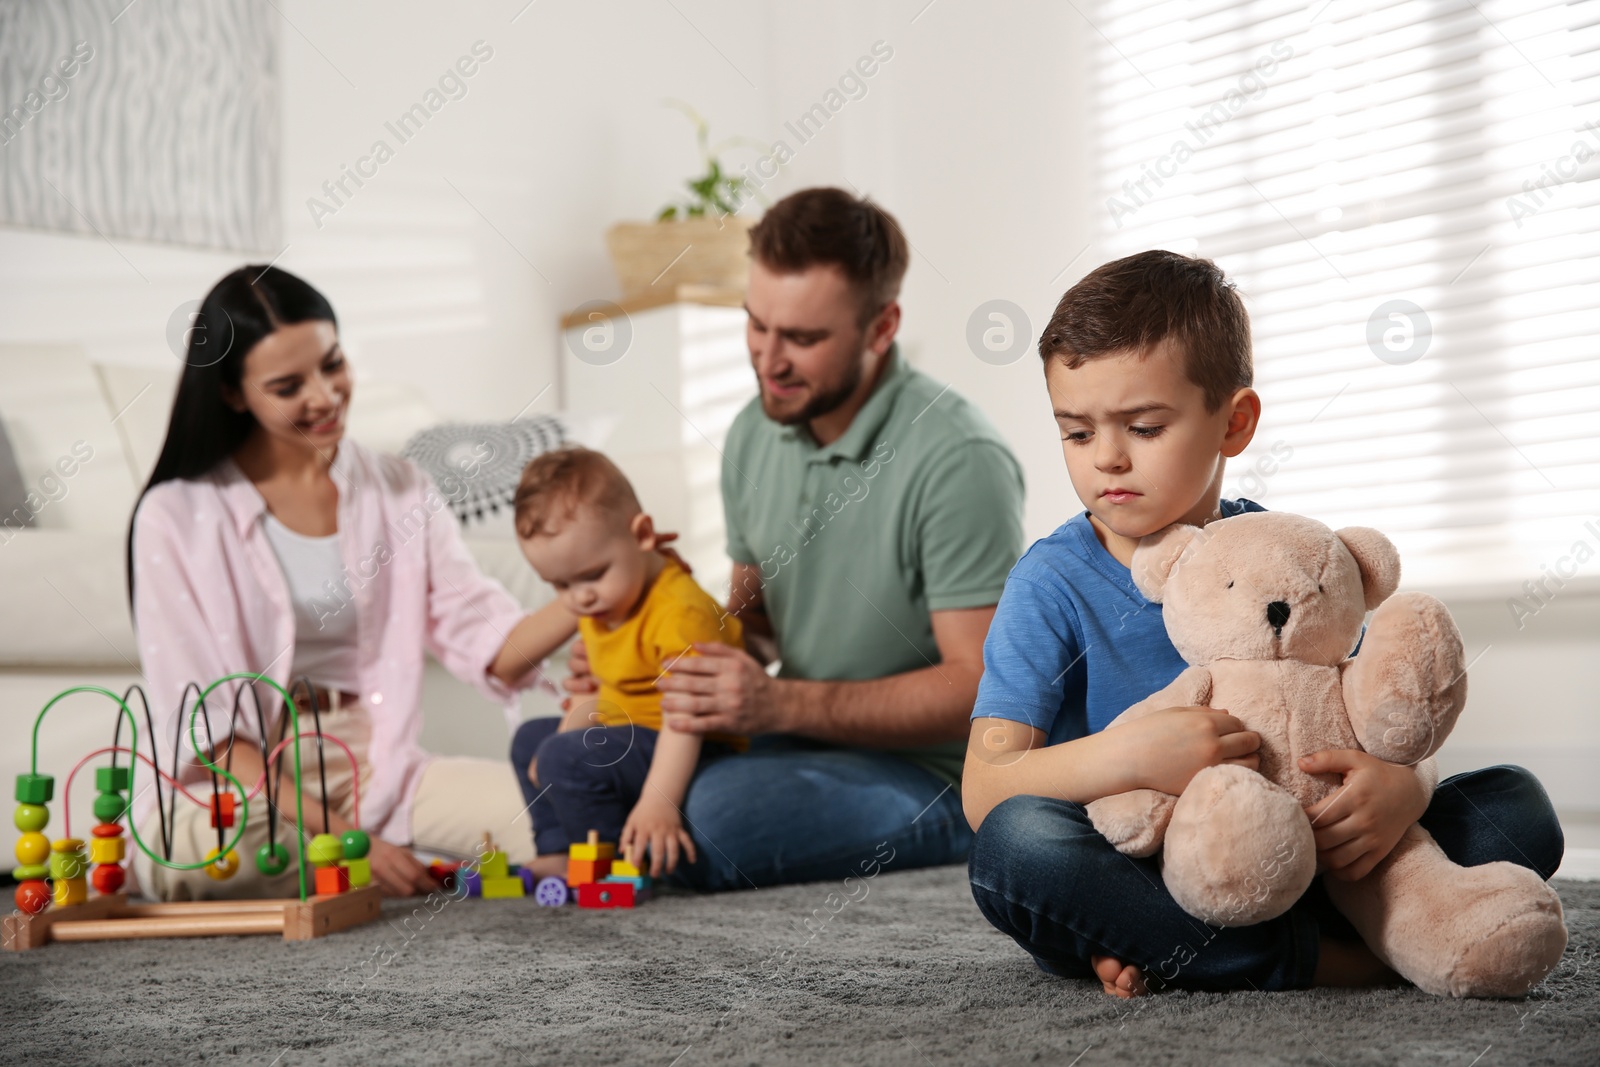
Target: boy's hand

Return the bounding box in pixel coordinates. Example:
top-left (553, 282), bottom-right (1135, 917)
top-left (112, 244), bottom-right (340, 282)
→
top-left (619, 794), bottom-right (697, 878)
top-left (1300, 749), bottom-right (1429, 881)
top-left (1112, 706), bottom-right (1261, 795)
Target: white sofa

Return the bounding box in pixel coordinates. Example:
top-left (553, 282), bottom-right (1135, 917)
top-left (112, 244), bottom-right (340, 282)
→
top-left (0, 344), bottom-right (566, 865)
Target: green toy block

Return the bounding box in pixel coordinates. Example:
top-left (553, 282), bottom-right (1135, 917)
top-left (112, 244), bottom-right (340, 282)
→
top-left (479, 851), bottom-right (510, 880)
top-left (481, 875), bottom-right (524, 899)
top-left (95, 766), bottom-right (130, 793)
top-left (15, 774), bottom-right (54, 804)
top-left (339, 857), bottom-right (372, 888)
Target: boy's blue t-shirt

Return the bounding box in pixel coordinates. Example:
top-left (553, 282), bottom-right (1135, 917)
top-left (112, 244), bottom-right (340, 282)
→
top-left (972, 498), bottom-right (1266, 745)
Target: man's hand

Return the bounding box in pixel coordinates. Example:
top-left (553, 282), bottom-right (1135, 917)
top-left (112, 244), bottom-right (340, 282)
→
top-left (657, 643), bottom-right (783, 736)
top-left (1300, 749), bottom-right (1429, 881)
top-left (367, 837), bottom-right (440, 898)
top-left (619, 794), bottom-right (697, 877)
top-left (561, 638), bottom-right (598, 711)
top-left (1109, 706), bottom-right (1261, 796)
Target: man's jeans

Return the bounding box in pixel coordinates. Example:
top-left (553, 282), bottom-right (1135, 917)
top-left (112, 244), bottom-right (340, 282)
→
top-left (967, 765), bottom-right (1565, 991)
top-left (511, 726), bottom-right (972, 890)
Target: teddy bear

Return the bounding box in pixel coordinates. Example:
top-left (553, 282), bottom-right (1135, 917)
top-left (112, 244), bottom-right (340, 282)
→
top-left (1085, 510), bottom-right (1567, 998)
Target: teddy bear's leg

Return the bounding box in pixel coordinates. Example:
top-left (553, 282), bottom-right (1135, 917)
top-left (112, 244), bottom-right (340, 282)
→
top-left (1323, 823), bottom-right (1566, 998)
top-left (1341, 591), bottom-right (1469, 765)
top-left (1161, 764), bottom-right (1317, 927)
top-left (1086, 789), bottom-right (1178, 857)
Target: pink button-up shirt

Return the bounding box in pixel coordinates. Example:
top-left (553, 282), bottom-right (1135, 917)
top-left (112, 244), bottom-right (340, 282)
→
top-left (130, 437), bottom-right (534, 844)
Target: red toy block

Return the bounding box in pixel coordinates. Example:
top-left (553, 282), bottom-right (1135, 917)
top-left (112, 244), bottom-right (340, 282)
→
top-left (209, 793), bottom-right (236, 829)
top-left (576, 881), bottom-right (635, 909)
top-left (314, 865), bottom-right (351, 895)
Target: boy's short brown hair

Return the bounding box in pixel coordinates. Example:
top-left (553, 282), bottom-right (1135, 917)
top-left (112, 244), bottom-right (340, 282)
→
top-left (512, 446), bottom-right (641, 539)
top-left (1038, 250), bottom-right (1252, 412)
top-left (748, 186), bottom-right (910, 326)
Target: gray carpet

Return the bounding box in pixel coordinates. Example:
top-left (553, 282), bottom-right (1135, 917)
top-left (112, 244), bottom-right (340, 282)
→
top-left (3, 868), bottom-right (1596, 1066)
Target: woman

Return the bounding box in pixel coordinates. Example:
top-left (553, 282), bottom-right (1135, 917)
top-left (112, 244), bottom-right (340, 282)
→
top-left (127, 265), bottom-right (575, 899)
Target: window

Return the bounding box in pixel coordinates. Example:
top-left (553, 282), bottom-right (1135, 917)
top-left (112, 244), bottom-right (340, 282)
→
top-left (1091, 0), bottom-right (1599, 596)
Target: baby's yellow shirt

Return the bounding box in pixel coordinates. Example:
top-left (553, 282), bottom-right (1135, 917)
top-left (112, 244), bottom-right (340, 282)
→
top-left (578, 557), bottom-right (746, 750)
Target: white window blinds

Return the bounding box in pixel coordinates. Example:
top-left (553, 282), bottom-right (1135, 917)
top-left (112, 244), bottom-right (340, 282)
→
top-left (1091, 0), bottom-right (1600, 597)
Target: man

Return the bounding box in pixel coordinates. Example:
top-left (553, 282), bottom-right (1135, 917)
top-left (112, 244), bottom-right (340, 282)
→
top-left (578, 187), bottom-right (1025, 890)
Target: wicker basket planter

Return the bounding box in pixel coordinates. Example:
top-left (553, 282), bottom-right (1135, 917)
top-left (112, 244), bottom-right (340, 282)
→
top-left (604, 215), bottom-right (755, 300)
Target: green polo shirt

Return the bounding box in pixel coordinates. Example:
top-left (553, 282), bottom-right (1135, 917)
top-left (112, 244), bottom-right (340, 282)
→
top-left (721, 343), bottom-right (1025, 786)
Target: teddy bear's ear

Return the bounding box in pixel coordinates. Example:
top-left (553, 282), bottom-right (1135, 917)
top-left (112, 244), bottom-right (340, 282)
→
top-left (1336, 526), bottom-right (1401, 609)
top-left (1131, 523), bottom-right (1203, 602)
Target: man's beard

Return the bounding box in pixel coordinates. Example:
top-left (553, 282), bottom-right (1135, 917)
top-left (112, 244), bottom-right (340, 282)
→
top-left (761, 357), bottom-right (864, 427)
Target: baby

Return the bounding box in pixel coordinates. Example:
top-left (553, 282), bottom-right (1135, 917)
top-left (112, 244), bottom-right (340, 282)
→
top-left (508, 446), bottom-right (744, 880)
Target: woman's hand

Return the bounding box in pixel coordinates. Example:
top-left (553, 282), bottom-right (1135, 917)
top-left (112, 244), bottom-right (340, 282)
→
top-left (1301, 749), bottom-right (1430, 881)
top-left (619, 795), bottom-right (697, 878)
top-left (366, 837), bottom-right (440, 897)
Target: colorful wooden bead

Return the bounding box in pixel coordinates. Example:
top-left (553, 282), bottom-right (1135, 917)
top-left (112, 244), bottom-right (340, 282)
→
top-left (13, 863), bottom-right (49, 880)
top-left (89, 835), bottom-right (126, 865)
top-left (14, 773), bottom-right (54, 805)
top-left (339, 857), bottom-right (372, 888)
top-left (49, 839), bottom-right (86, 880)
top-left (255, 841), bottom-right (291, 877)
top-left (91, 822), bottom-right (124, 838)
top-left (203, 847), bottom-right (239, 880)
top-left (14, 831), bottom-right (49, 867)
top-left (307, 833), bottom-right (342, 866)
top-left (14, 879), bottom-right (50, 914)
top-left (208, 792), bottom-right (236, 829)
top-left (340, 829), bottom-right (370, 859)
top-left (95, 766), bottom-right (131, 792)
top-left (92, 863), bottom-right (126, 895)
top-left (92, 791), bottom-right (127, 823)
top-left (53, 876), bottom-right (88, 906)
top-left (13, 802), bottom-right (47, 832)
top-left (314, 864), bottom-right (350, 895)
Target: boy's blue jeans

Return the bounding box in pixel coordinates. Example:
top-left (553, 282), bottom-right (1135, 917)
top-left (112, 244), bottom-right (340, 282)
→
top-left (510, 721), bottom-right (971, 887)
top-left (967, 765), bottom-right (1564, 991)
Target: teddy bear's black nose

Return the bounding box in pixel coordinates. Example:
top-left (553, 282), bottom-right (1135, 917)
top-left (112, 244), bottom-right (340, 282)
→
top-left (1266, 601), bottom-right (1291, 633)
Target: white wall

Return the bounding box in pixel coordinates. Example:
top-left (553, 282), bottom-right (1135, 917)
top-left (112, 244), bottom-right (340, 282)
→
top-left (2, 1), bottom-right (1592, 819)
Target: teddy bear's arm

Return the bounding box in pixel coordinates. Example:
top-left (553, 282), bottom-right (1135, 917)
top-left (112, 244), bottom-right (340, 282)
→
top-left (1340, 591), bottom-right (1468, 765)
top-left (1085, 666), bottom-right (1214, 856)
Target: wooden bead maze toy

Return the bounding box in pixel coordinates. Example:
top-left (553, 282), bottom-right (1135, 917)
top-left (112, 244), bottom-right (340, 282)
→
top-left (4, 674), bottom-right (381, 950)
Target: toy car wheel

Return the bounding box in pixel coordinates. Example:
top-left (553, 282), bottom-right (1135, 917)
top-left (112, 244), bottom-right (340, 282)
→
top-left (534, 876), bottom-right (569, 906)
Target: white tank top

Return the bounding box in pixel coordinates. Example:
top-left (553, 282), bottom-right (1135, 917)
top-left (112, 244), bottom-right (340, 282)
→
top-left (261, 513), bottom-right (360, 692)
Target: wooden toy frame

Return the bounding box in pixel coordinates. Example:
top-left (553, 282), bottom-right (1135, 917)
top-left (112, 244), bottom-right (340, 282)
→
top-left (10, 676), bottom-right (386, 951)
top-left (3, 885), bottom-right (381, 950)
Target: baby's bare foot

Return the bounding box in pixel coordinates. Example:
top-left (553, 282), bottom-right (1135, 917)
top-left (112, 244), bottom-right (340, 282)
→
top-left (524, 854), bottom-right (569, 879)
top-left (1091, 954), bottom-right (1149, 998)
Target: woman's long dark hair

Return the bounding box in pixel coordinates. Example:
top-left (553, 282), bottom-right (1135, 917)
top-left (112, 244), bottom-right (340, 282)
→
top-left (126, 265), bottom-right (338, 609)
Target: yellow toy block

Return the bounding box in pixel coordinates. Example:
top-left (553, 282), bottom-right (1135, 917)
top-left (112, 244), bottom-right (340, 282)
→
top-left (53, 876), bottom-right (88, 906)
top-left (481, 875), bottom-right (524, 899)
top-left (569, 829), bottom-right (615, 862)
top-left (89, 836), bottom-right (126, 864)
top-left (480, 851), bottom-right (509, 880)
top-left (610, 859), bottom-right (642, 878)
top-left (340, 857), bottom-right (372, 887)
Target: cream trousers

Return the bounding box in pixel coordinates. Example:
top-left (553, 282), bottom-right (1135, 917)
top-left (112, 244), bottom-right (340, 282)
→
top-left (132, 705), bottom-right (534, 901)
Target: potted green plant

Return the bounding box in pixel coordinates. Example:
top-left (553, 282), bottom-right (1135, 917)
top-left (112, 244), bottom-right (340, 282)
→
top-left (605, 102), bottom-right (766, 301)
